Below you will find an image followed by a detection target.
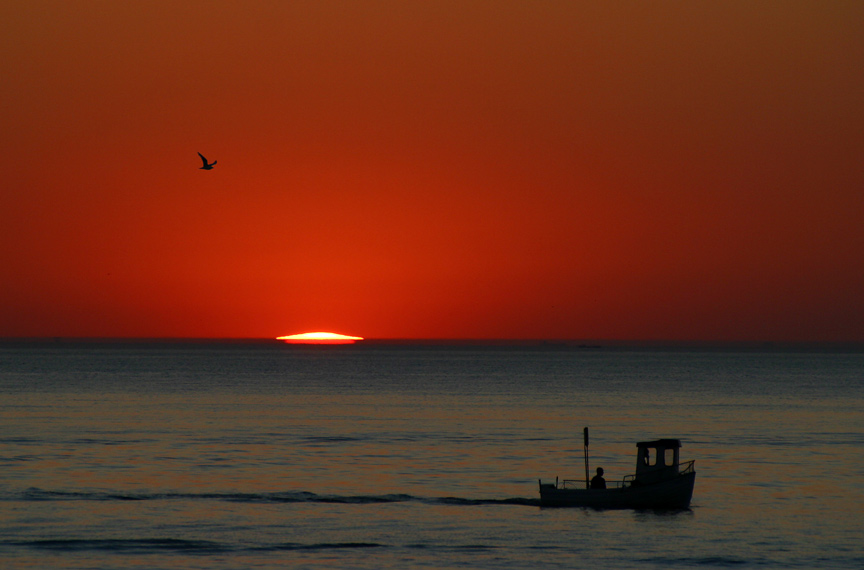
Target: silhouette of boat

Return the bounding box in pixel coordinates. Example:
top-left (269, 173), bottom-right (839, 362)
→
top-left (539, 436), bottom-right (695, 509)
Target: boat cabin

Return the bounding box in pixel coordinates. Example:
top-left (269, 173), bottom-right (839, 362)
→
top-left (539, 433), bottom-right (696, 508)
top-left (634, 439), bottom-right (682, 484)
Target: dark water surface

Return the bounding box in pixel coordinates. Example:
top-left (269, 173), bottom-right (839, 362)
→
top-left (1, 342), bottom-right (862, 569)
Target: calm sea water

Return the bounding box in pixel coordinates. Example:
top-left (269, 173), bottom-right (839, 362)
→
top-left (1, 342), bottom-right (862, 569)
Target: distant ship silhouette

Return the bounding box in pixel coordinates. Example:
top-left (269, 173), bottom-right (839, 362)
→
top-left (198, 152), bottom-right (216, 170)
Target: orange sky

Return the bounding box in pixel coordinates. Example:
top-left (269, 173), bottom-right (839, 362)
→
top-left (2, 1), bottom-right (863, 341)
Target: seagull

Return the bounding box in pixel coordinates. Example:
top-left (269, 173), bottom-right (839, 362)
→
top-left (198, 152), bottom-right (217, 170)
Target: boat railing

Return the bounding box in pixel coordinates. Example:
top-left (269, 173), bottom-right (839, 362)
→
top-left (560, 479), bottom-right (629, 490)
top-left (555, 460), bottom-right (694, 490)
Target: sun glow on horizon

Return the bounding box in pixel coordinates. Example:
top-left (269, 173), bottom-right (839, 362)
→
top-left (277, 332), bottom-right (364, 344)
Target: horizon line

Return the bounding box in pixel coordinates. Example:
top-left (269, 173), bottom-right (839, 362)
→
top-left (2, 336), bottom-right (863, 348)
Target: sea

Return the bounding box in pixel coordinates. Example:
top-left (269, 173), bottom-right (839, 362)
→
top-left (0, 341), bottom-right (861, 569)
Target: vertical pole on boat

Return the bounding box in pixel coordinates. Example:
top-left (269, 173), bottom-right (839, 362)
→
top-left (583, 427), bottom-right (590, 489)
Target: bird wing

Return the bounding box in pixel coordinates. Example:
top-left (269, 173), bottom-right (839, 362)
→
top-left (211, 160), bottom-right (217, 166)
top-left (197, 152), bottom-right (208, 166)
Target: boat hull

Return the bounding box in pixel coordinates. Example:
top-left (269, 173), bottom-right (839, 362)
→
top-left (539, 471), bottom-right (695, 509)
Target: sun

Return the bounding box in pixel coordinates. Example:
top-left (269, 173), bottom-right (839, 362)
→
top-left (276, 332), bottom-right (364, 345)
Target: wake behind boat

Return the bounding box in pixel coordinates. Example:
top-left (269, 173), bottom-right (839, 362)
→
top-left (539, 430), bottom-right (695, 509)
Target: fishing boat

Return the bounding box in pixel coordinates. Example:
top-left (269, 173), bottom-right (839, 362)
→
top-left (539, 430), bottom-right (695, 509)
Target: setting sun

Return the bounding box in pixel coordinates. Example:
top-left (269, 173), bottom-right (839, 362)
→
top-left (277, 332), bottom-right (364, 345)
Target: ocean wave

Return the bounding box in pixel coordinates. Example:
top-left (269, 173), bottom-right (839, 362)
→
top-left (6, 538), bottom-right (386, 554)
top-left (9, 487), bottom-right (540, 507)
top-left (642, 555), bottom-right (751, 566)
top-left (9, 538), bottom-right (233, 554)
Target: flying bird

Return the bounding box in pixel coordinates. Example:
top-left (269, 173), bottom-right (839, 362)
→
top-left (197, 152), bottom-right (217, 170)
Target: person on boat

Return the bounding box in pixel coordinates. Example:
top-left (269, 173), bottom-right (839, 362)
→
top-left (590, 467), bottom-right (606, 489)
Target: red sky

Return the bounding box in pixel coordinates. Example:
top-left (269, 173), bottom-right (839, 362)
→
top-left (2, 1), bottom-right (863, 341)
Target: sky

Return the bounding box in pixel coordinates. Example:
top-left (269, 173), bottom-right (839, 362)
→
top-left (2, 1), bottom-right (863, 342)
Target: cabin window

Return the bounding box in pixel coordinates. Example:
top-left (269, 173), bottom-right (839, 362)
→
top-left (643, 449), bottom-right (656, 466)
top-left (664, 448), bottom-right (675, 466)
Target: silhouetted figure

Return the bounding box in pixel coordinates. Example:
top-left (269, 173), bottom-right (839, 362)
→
top-left (198, 152), bottom-right (217, 170)
top-left (590, 467), bottom-right (606, 489)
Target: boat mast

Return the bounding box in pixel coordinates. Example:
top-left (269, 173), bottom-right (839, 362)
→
top-left (583, 426), bottom-right (590, 489)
